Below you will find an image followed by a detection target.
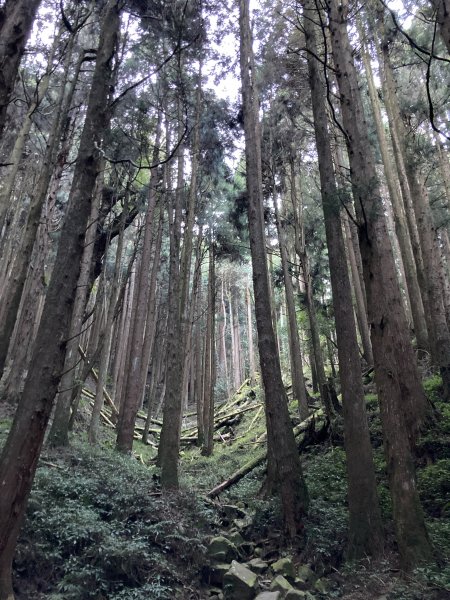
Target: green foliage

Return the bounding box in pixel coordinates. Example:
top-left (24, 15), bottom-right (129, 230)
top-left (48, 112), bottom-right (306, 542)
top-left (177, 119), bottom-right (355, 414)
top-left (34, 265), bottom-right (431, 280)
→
top-left (423, 374), bottom-right (443, 403)
top-left (303, 449), bottom-right (348, 565)
top-left (15, 442), bottom-right (212, 599)
top-left (417, 459), bottom-right (450, 517)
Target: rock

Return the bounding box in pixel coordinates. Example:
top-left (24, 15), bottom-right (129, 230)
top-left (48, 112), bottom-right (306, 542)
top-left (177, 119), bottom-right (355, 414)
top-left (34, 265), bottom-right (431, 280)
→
top-left (227, 531), bottom-right (245, 547)
top-left (233, 515), bottom-right (253, 529)
top-left (254, 593), bottom-right (281, 600)
top-left (270, 575), bottom-right (294, 594)
top-left (202, 563), bottom-right (231, 586)
top-left (223, 560), bottom-right (258, 600)
top-left (222, 504), bottom-right (248, 520)
top-left (297, 564), bottom-right (314, 583)
top-left (207, 536), bottom-right (239, 563)
top-left (313, 578), bottom-right (330, 594)
top-left (247, 557), bottom-right (269, 574)
top-left (271, 557), bottom-right (295, 580)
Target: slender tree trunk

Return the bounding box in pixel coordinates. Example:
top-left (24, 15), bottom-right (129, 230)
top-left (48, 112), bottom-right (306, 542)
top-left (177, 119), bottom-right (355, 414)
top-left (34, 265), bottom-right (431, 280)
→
top-left (0, 4), bottom-right (121, 596)
top-left (0, 0), bottom-right (42, 142)
top-left (47, 168), bottom-right (103, 447)
top-left (239, 0), bottom-right (308, 536)
top-left (158, 123), bottom-right (185, 487)
top-left (377, 32), bottom-right (450, 396)
top-left (246, 284), bottom-right (256, 384)
top-left (220, 279), bottom-right (230, 394)
top-left (89, 203), bottom-right (127, 444)
top-left (432, 0), bottom-right (450, 53)
top-left (275, 198), bottom-right (309, 420)
top-left (360, 34), bottom-right (428, 352)
top-left (303, 1), bottom-right (384, 556)
top-left (0, 44), bottom-right (82, 376)
top-left (328, 0), bottom-right (432, 568)
top-left (116, 112), bottom-right (162, 453)
top-left (202, 244), bottom-right (216, 456)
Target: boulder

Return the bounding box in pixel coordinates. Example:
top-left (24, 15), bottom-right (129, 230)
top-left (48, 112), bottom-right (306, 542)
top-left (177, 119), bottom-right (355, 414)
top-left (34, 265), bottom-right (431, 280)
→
top-left (223, 560), bottom-right (258, 600)
top-left (297, 564), bottom-right (314, 583)
top-left (271, 557), bottom-right (295, 580)
top-left (285, 591), bottom-right (307, 599)
top-left (221, 504), bottom-right (248, 520)
top-left (313, 578), bottom-right (330, 594)
top-left (207, 536), bottom-right (239, 563)
top-left (254, 593), bottom-right (281, 600)
top-left (202, 563), bottom-right (231, 586)
top-left (247, 557), bottom-right (269, 574)
top-left (270, 575), bottom-right (294, 594)
top-left (227, 531), bottom-right (245, 547)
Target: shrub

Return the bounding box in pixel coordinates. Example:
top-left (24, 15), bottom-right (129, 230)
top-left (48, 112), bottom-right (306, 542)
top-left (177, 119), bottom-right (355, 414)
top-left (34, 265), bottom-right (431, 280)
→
top-left (14, 442), bottom-right (212, 599)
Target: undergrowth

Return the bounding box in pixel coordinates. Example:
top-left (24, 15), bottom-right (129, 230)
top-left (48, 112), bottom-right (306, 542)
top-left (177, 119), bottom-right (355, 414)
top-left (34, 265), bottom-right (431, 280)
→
top-left (14, 442), bottom-right (215, 600)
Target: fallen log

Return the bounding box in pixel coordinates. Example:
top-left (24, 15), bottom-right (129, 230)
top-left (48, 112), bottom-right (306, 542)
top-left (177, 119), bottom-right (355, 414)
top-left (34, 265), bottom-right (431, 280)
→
top-left (78, 345), bottom-right (118, 416)
top-left (207, 410), bottom-right (328, 498)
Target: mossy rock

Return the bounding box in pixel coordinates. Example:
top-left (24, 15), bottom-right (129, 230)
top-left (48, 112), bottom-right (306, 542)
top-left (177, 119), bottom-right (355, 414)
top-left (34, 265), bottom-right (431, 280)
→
top-left (297, 564), bottom-right (314, 583)
top-left (271, 556), bottom-right (295, 580)
top-left (270, 574), bottom-right (294, 594)
top-left (247, 557), bottom-right (269, 574)
top-left (227, 531), bottom-right (245, 547)
top-left (207, 536), bottom-right (239, 563)
top-left (223, 560), bottom-right (258, 600)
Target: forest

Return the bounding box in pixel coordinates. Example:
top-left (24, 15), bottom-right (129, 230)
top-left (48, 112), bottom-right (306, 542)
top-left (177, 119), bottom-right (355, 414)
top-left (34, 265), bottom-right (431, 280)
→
top-left (0, 0), bottom-right (449, 598)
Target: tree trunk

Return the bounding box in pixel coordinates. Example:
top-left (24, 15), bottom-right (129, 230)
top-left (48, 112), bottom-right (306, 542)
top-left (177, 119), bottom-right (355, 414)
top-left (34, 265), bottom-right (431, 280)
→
top-left (0, 42), bottom-right (82, 376)
top-left (328, 0), bottom-right (432, 568)
top-left (158, 121), bottom-right (185, 487)
top-left (89, 202), bottom-right (127, 444)
top-left (0, 0), bottom-right (42, 141)
top-left (360, 33), bottom-right (428, 353)
top-left (303, 0), bottom-right (384, 556)
top-left (116, 112), bottom-right (162, 453)
top-left (47, 167), bottom-right (103, 447)
top-left (246, 284), bottom-right (256, 384)
top-left (275, 198), bottom-right (309, 420)
top-left (0, 3), bottom-right (121, 597)
top-left (432, 0), bottom-right (450, 53)
top-left (202, 244), bottom-right (216, 456)
top-left (239, 0), bottom-right (308, 536)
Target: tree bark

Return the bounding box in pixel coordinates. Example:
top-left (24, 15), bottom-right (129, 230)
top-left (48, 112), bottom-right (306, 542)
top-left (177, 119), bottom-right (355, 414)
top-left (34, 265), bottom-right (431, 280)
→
top-left (202, 244), bottom-right (216, 456)
top-left (239, 0), bottom-right (308, 536)
top-left (360, 33), bottom-right (428, 353)
top-left (303, 0), bottom-right (384, 556)
top-left (0, 3), bottom-right (121, 596)
top-left (116, 112), bottom-right (162, 453)
top-left (328, 0), bottom-right (432, 568)
top-left (275, 197), bottom-right (309, 420)
top-left (0, 0), bottom-right (42, 141)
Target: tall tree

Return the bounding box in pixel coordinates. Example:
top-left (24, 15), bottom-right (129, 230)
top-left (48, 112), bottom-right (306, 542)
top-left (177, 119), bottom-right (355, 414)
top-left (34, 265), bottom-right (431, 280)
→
top-left (0, 0), bottom-right (42, 141)
top-left (239, 0), bottom-right (308, 536)
top-left (0, 3), bottom-right (122, 596)
top-left (301, 0), bottom-right (384, 557)
top-left (327, 0), bottom-right (433, 567)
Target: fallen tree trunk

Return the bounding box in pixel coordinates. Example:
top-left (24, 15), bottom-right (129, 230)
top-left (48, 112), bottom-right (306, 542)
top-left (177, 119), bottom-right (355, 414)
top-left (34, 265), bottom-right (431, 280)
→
top-left (207, 410), bottom-right (328, 498)
top-left (79, 345), bottom-right (118, 416)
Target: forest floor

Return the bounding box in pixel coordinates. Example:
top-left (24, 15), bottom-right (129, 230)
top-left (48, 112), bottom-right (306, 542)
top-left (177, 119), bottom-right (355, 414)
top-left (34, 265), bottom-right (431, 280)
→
top-left (1, 374), bottom-right (449, 599)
